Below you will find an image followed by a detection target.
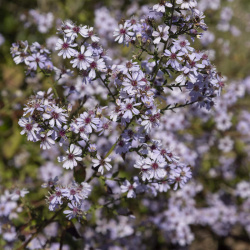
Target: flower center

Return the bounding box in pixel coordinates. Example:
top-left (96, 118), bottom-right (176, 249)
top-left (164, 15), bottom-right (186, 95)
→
top-left (78, 54), bottom-right (85, 61)
top-left (68, 153), bottom-right (74, 160)
top-left (171, 53), bottom-right (176, 59)
top-left (152, 163), bottom-right (159, 169)
top-left (62, 43), bottom-right (69, 50)
top-left (52, 112), bottom-right (59, 119)
top-left (120, 29), bottom-right (126, 35)
top-left (73, 26), bottom-right (80, 33)
top-left (25, 123), bottom-right (33, 131)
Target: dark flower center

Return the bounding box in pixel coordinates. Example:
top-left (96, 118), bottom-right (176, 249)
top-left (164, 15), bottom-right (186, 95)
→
top-left (73, 26), bottom-right (80, 33)
top-left (52, 112), bottom-right (59, 119)
top-left (25, 123), bottom-right (33, 131)
top-left (126, 103), bottom-right (133, 110)
top-left (85, 117), bottom-right (91, 124)
top-left (68, 153), bottom-right (74, 160)
top-left (78, 54), bottom-right (85, 61)
top-left (171, 53), bottom-right (177, 59)
top-left (120, 29), bottom-right (126, 35)
top-left (62, 43), bottom-right (69, 50)
top-left (152, 163), bottom-right (159, 169)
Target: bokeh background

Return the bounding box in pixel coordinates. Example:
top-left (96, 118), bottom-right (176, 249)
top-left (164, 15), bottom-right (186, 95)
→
top-left (0, 0), bottom-right (250, 249)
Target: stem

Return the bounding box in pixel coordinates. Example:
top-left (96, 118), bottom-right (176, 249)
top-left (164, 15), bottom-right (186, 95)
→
top-left (162, 100), bottom-right (198, 112)
top-left (97, 72), bottom-right (116, 102)
top-left (104, 116), bottom-right (135, 159)
top-left (17, 206), bottom-right (65, 250)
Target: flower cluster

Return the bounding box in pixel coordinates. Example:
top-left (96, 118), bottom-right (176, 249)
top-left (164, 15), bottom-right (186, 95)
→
top-left (43, 178), bottom-right (91, 220)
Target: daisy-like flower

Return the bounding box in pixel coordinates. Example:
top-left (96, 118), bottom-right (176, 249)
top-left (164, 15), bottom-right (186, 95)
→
top-left (76, 111), bottom-right (100, 133)
top-left (87, 27), bottom-right (100, 42)
top-left (113, 23), bottom-right (134, 44)
top-left (64, 201), bottom-right (82, 220)
top-left (176, 0), bottom-right (197, 9)
top-left (39, 130), bottom-right (55, 150)
top-left (92, 154), bottom-right (112, 175)
top-left (10, 188), bottom-right (29, 201)
top-left (27, 53), bottom-right (47, 70)
top-left (88, 58), bottom-right (107, 79)
top-left (70, 45), bottom-right (94, 70)
top-left (121, 99), bottom-right (141, 121)
top-left (153, 1), bottom-right (173, 13)
top-left (122, 70), bottom-right (146, 95)
top-left (152, 25), bottom-right (170, 44)
top-left (43, 105), bottom-right (68, 128)
top-left (164, 46), bottom-right (184, 70)
top-left (134, 158), bottom-right (152, 181)
top-left (169, 164), bottom-right (192, 190)
top-left (120, 179), bottom-right (138, 198)
top-left (61, 186), bottom-right (82, 203)
top-left (58, 144), bottom-right (82, 169)
top-left (141, 113), bottom-right (160, 133)
top-left (18, 117), bottom-right (40, 142)
top-left (144, 154), bottom-right (167, 180)
top-left (63, 21), bottom-right (88, 40)
top-left (55, 38), bottom-right (77, 59)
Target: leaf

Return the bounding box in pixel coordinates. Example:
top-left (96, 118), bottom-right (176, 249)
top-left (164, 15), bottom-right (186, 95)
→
top-left (73, 163), bottom-right (86, 183)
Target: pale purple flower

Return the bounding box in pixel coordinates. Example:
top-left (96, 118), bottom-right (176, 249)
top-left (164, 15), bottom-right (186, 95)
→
top-left (43, 105), bottom-right (68, 128)
top-left (18, 117), bottom-right (40, 142)
top-left (89, 58), bottom-right (107, 79)
top-left (27, 53), bottom-right (47, 70)
top-left (39, 130), bottom-right (55, 150)
top-left (76, 111), bottom-right (100, 133)
top-left (58, 144), bottom-right (82, 169)
top-left (70, 45), bottom-right (94, 70)
top-left (113, 23), bottom-right (134, 44)
top-left (152, 25), bottom-right (170, 44)
top-left (164, 47), bottom-right (184, 70)
top-left (92, 154), bottom-right (112, 175)
top-left (120, 180), bottom-right (138, 198)
top-left (10, 188), bottom-right (29, 201)
top-left (153, 2), bottom-right (173, 13)
top-left (176, 0), bottom-right (197, 9)
top-left (64, 201), bottom-right (82, 220)
top-left (55, 38), bottom-right (77, 59)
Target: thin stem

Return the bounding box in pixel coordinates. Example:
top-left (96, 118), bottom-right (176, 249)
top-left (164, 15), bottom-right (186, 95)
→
top-left (97, 72), bottom-right (116, 102)
top-left (17, 206), bottom-right (65, 250)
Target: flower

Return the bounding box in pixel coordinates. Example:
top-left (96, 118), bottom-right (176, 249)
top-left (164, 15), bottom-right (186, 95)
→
top-left (92, 154), bottom-right (112, 175)
top-left (176, 0), bottom-right (197, 9)
top-left (10, 189), bottom-right (29, 201)
top-left (113, 23), bottom-right (134, 44)
top-left (27, 53), bottom-right (47, 70)
top-left (18, 117), bottom-right (40, 142)
top-left (152, 25), bottom-right (170, 44)
top-left (58, 144), bottom-right (82, 169)
top-left (120, 180), bottom-right (139, 198)
top-left (55, 38), bottom-right (77, 59)
top-left (70, 45), bottom-right (94, 70)
top-left (64, 201), bottom-right (82, 220)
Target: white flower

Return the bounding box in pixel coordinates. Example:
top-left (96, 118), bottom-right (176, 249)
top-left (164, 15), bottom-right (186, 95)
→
top-left (58, 144), bottom-right (82, 169)
top-left (152, 25), bottom-right (170, 44)
top-left (18, 117), bottom-right (40, 142)
top-left (55, 38), bottom-right (77, 59)
top-left (153, 2), bottom-right (173, 13)
top-left (120, 180), bottom-right (138, 198)
top-left (10, 189), bottom-right (29, 201)
top-left (113, 23), bottom-right (134, 44)
top-left (176, 0), bottom-right (197, 9)
top-left (92, 154), bottom-right (112, 175)
top-left (70, 45), bottom-right (94, 70)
